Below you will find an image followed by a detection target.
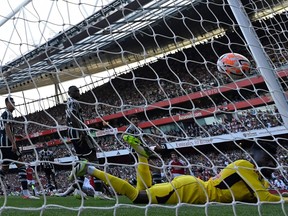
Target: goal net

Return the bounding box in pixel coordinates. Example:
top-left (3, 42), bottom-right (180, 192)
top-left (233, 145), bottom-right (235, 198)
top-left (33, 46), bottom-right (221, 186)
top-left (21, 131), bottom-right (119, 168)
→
top-left (0, 0), bottom-right (288, 215)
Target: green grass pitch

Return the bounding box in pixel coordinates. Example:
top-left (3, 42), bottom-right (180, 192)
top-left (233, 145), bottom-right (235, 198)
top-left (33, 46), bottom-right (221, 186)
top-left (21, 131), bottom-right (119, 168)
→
top-left (0, 196), bottom-right (286, 216)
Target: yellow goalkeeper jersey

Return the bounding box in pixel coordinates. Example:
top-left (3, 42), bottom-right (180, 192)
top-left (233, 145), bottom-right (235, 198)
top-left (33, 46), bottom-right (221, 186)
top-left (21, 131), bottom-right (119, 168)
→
top-left (147, 160), bottom-right (282, 204)
top-left (205, 159), bottom-right (281, 203)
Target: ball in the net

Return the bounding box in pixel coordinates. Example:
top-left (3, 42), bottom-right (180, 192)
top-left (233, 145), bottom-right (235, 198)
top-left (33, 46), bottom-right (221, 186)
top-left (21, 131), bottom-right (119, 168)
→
top-left (217, 53), bottom-right (251, 79)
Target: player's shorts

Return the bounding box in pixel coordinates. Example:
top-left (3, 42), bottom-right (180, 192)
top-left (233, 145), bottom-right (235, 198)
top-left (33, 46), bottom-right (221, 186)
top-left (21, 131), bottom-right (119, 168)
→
top-left (70, 137), bottom-right (97, 162)
top-left (78, 149), bottom-right (97, 162)
top-left (0, 147), bottom-right (21, 164)
top-left (27, 180), bottom-right (36, 185)
top-left (70, 138), bottom-right (91, 155)
top-left (44, 168), bottom-right (55, 177)
top-left (147, 175), bottom-right (207, 204)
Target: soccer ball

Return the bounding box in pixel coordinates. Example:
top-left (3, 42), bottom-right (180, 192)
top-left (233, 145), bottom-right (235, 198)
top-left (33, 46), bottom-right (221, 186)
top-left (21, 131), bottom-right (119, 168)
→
top-left (217, 53), bottom-right (250, 79)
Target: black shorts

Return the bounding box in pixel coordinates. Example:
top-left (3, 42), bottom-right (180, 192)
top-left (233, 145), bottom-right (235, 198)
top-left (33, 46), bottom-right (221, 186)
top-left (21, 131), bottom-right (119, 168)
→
top-left (0, 147), bottom-right (21, 164)
top-left (71, 138), bottom-right (97, 161)
top-left (44, 168), bottom-right (55, 177)
top-left (77, 149), bottom-right (97, 162)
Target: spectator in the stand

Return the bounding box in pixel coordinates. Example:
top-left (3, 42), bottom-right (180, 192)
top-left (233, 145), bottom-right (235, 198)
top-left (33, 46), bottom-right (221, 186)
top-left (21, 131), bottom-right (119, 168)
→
top-left (12, 32), bottom-right (288, 136)
top-left (39, 143), bottom-right (58, 192)
top-left (168, 151), bottom-right (187, 179)
top-left (125, 115), bottom-right (142, 135)
top-left (26, 164), bottom-right (39, 196)
top-left (0, 97), bottom-right (39, 199)
top-left (56, 86), bottom-right (110, 199)
top-left (72, 138), bottom-right (288, 204)
top-left (273, 176), bottom-right (287, 190)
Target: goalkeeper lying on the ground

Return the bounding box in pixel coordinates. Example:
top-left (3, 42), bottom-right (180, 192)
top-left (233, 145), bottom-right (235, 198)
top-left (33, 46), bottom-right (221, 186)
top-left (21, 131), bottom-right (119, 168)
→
top-left (69, 136), bottom-right (288, 204)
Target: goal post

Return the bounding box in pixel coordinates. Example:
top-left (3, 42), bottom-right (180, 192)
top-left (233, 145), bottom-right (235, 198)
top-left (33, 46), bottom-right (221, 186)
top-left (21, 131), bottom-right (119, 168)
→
top-left (227, 0), bottom-right (288, 127)
top-left (0, 0), bottom-right (287, 215)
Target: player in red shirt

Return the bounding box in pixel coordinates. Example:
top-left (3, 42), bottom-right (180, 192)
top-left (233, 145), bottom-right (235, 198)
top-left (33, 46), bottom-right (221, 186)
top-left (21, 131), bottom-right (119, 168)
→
top-left (26, 165), bottom-right (39, 196)
top-left (168, 151), bottom-right (187, 179)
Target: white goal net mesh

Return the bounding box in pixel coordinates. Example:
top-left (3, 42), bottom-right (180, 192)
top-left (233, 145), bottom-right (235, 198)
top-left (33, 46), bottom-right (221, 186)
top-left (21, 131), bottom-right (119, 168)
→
top-left (0, 0), bottom-right (288, 215)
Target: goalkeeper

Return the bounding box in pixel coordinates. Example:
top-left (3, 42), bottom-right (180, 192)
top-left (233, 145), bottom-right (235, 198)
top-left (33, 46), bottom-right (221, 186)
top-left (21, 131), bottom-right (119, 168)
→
top-left (70, 136), bottom-right (288, 204)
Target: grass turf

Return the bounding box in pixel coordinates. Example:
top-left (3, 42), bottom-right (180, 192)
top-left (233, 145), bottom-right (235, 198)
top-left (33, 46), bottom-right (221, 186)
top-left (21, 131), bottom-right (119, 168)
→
top-left (0, 195), bottom-right (286, 216)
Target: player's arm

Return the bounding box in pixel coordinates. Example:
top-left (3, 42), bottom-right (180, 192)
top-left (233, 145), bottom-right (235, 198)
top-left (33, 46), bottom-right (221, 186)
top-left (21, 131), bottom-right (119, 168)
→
top-left (49, 151), bottom-right (55, 162)
top-left (237, 161), bottom-right (285, 202)
top-left (70, 111), bottom-right (83, 129)
top-left (136, 128), bottom-right (162, 149)
top-left (143, 134), bottom-right (158, 145)
top-left (4, 119), bottom-right (16, 152)
top-left (167, 160), bottom-right (173, 173)
top-left (67, 102), bottom-right (84, 129)
top-left (180, 160), bottom-right (188, 174)
top-left (32, 168), bottom-right (36, 179)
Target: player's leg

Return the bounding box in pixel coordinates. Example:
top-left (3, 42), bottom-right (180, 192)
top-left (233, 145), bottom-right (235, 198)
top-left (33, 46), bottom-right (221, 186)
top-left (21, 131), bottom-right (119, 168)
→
top-left (0, 148), bottom-right (9, 192)
top-left (51, 171), bottom-right (58, 190)
top-left (0, 164), bottom-right (10, 195)
top-left (27, 180), bottom-right (35, 196)
top-left (70, 148), bottom-right (156, 203)
top-left (123, 135), bottom-right (154, 158)
top-left (16, 162), bottom-right (39, 199)
top-left (30, 179), bottom-right (40, 196)
top-left (72, 161), bottom-right (140, 202)
top-left (45, 169), bottom-right (52, 185)
top-left (31, 181), bottom-right (39, 196)
top-left (136, 155), bottom-right (152, 190)
top-left (48, 167), bottom-right (58, 190)
top-left (147, 175), bottom-right (207, 204)
top-left (87, 135), bottom-right (153, 198)
top-left (17, 163), bottom-right (29, 197)
top-left (55, 176), bottom-right (86, 197)
top-left (4, 148), bottom-right (31, 198)
top-left (93, 177), bottom-right (104, 198)
top-left (123, 135), bottom-right (153, 190)
top-left (93, 177), bottom-right (115, 200)
top-left (57, 137), bottom-right (91, 199)
top-left (84, 151), bottom-right (114, 200)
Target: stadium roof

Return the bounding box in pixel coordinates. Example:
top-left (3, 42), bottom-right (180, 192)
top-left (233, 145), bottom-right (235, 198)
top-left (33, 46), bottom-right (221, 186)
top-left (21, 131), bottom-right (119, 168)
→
top-left (0, 0), bottom-right (284, 94)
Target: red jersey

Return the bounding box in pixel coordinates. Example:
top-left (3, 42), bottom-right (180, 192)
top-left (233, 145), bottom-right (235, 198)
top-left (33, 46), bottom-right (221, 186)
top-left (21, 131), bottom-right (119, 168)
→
top-left (168, 160), bottom-right (186, 177)
top-left (90, 176), bottom-right (95, 188)
top-left (26, 167), bottom-right (34, 181)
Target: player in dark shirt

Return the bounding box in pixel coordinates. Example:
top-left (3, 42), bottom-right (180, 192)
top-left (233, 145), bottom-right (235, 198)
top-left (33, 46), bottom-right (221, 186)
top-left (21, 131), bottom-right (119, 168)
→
top-left (0, 97), bottom-right (39, 199)
top-left (39, 143), bottom-right (58, 192)
top-left (56, 86), bottom-right (99, 198)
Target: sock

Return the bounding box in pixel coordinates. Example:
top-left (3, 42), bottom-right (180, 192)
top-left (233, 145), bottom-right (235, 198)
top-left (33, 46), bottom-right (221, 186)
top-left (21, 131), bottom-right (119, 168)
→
top-left (87, 166), bottom-right (139, 201)
top-left (62, 176), bottom-right (84, 196)
top-left (18, 166), bottom-right (28, 194)
top-left (136, 156), bottom-right (152, 190)
top-left (62, 185), bottom-right (75, 196)
top-left (22, 189), bottom-right (30, 196)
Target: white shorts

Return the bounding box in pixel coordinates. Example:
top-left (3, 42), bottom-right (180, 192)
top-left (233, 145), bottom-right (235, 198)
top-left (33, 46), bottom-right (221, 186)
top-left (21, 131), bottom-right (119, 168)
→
top-left (27, 180), bottom-right (35, 185)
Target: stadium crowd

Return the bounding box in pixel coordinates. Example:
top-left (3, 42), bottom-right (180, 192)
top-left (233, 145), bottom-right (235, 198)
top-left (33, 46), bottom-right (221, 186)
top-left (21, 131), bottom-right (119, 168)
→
top-left (3, 146), bottom-right (288, 196)
top-left (1, 28), bottom-right (287, 197)
top-left (13, 32), bottom-right (288, 136)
